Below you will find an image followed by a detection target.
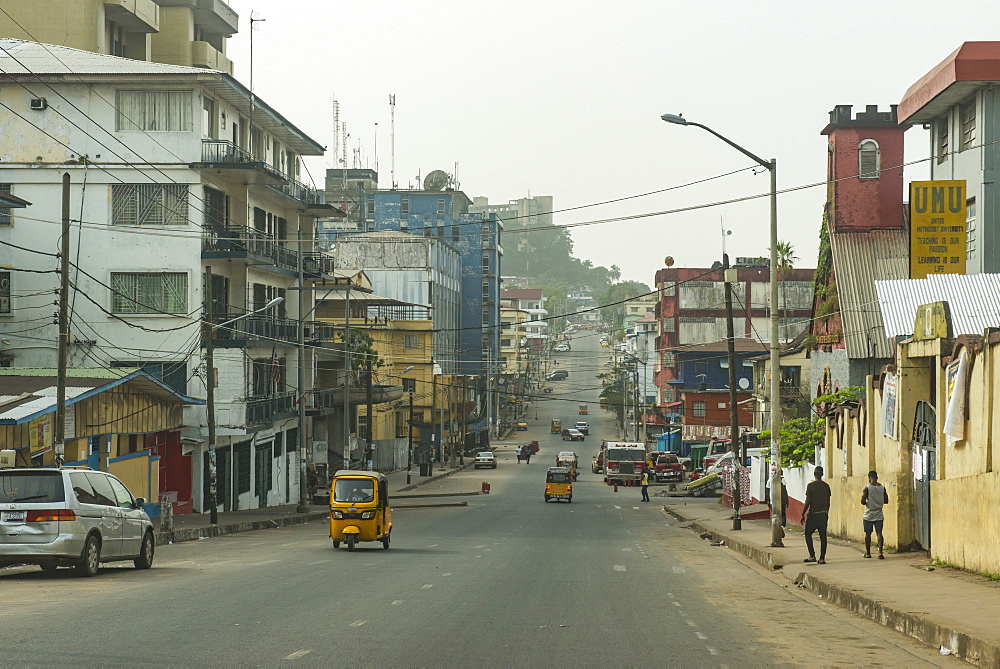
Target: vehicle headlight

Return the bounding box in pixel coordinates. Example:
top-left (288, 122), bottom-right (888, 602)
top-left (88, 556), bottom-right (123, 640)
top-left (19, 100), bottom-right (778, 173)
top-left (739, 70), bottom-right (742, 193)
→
top-left (361, 511), bottom-right (376, 520)
top-left (332, 510), bottom-right (343, 519)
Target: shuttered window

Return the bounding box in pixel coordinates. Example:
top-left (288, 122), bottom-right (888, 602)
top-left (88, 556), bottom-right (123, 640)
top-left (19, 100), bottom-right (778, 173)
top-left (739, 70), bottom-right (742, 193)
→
top-left (112, 184), bottom-right (189, 225)
top-left (960, 98), bottom-right (976, 150)
top-left (111, 272), bottom-right (188, 314)
top-left (858, 139), bottom-right (879, 180)
top-left (0, 183), bottom-right (12, 226)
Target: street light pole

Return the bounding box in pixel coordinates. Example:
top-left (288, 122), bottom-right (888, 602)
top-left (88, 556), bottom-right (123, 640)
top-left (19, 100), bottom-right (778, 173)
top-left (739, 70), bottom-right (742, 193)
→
top-left (204, 273), bottom-right (282, 525)
top-left (661, 113), bottom-right (783, 545)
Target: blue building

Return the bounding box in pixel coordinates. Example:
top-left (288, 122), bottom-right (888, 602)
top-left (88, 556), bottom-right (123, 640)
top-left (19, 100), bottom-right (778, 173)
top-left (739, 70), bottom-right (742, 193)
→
top-left (321, 168), bottom-right (502, 390)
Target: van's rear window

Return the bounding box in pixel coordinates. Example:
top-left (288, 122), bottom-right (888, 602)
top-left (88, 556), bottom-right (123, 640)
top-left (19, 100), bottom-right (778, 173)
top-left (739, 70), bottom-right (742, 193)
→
top-left (0, 471), bottom-right (66, 503)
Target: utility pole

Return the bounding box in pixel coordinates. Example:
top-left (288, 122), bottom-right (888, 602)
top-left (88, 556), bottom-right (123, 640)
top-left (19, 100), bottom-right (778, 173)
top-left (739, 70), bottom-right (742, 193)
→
top-left (365, 355), bottom-right (374, 469)
top-left (54, 173), bottom-right (70, 467)
top-left (205, 266), bottom-right (218, 524)
top-left (342, 280), bottom-right (351, 470)
top-left (723, 254), bottom-right (742, 530)
top-left (296, 227), bottom-right (309, 513)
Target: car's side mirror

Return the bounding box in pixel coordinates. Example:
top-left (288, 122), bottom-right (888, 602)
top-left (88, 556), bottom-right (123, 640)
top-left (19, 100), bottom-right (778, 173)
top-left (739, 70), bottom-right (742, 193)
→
top-left (133, 497), bottom-right (146, 508)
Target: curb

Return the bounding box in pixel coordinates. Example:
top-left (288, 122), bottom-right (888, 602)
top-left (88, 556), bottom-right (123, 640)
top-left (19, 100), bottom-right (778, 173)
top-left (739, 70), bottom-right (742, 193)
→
top-left (394, 462), bottom-right (475, 493)
top-left (664, 506), bottom-right (999, 665)
top-left (156, 510), bottom-right (328, 545)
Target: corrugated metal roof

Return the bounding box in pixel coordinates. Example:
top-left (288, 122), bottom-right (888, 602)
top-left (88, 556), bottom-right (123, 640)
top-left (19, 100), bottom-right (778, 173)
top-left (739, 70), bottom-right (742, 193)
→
top-left (0, 38), bottom-right (219, 75)
top-left (876, 273), bottom-right (1000, 338)
top-left (829, 230), bottom-right (909, 358)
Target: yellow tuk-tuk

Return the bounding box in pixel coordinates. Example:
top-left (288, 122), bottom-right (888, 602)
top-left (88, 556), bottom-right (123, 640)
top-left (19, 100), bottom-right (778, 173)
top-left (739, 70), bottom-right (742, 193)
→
top-left (578, 403), bottom-right (588, 415)
top-left (551, 419), bottom-right (562, 433)
top-left (556, 453), bottom-right (579, 481)
top-left (329, 470), bottom-right (392, 551)
top-left (544, 467), bottom-right (573, 503)
top-left (600, 398), bottom-right (609, 409)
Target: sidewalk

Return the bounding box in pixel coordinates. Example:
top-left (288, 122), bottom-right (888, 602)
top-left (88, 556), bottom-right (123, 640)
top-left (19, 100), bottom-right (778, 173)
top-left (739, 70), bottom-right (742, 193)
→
top-left (664, 501), bottom-right (1000, 665)
top-left (153, 460), bottom-right (478, 545)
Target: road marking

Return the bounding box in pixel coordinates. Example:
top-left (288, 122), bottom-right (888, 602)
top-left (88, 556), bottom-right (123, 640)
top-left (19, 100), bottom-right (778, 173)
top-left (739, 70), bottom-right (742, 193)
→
top-left (390, 600), bottom-right (402, 606)
top-left (613, 565), bottom-right (626, 572)
top-left (442, 572), bottom-right (452, 577)
top-left (283, 650), bottom-right (311, 660)
top-left (672, 601), bottom-right (681, 607)
top-left (621, 547), bottom-right (632, 552)
top-left (686, 620), bottom-right (696, 627)
top-left (632, 506), bottom-right (640, 510)
top-left (306, 560), bottom-right (330, 566)
top-left (349, 620), bottom-right (367, 627)
top-left (667, 592), bottom-right (675, 598)
top-left (672, 566), bottom-right (686, 574)
top-left (428, 544), bottom-right (439, 548)
top-left (695, 632), bottom-right (707, 640)
top-left (473, 544), bottom-right (486, 549)
top-left (421, 584), bottom-right (434, 589)
top-left (613, 505), bottom-right (622, 510)
top-left (707, 648), bottom-right (718, 656)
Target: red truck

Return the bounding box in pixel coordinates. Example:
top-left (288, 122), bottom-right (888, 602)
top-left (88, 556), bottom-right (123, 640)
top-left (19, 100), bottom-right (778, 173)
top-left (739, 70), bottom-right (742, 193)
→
top-left (654, 453), bottom-right (685, 483)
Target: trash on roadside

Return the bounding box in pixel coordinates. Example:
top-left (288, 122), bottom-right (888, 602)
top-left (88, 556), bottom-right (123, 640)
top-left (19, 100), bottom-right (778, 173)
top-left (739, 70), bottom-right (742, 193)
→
top-left (710, 541), bottom-right (724, 547)
top-left (940, 646), bottom-right (952, 655)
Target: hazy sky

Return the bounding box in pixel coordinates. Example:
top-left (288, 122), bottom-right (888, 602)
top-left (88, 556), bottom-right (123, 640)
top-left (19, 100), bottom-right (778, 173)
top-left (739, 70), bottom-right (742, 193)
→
top-left (226, 0), bottom-right (998, 283)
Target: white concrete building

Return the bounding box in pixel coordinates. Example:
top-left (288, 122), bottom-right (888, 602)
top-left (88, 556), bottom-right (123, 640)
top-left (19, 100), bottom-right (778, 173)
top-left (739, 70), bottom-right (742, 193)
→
top-left (0, 40), bottom-right (337, 512)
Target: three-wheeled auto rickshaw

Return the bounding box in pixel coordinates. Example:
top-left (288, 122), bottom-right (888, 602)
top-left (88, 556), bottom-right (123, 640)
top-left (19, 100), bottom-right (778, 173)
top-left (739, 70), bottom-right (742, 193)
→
top-left (550, 419), bottom-right (562, 433)
top-left (578, 403), bottom-right (588, 415)
top-left (555, 453), bottom-right (579, 480)
top-left (544, 466), bottom-right (573, 503)
top-left (329, 470), bottom-right (392, 551)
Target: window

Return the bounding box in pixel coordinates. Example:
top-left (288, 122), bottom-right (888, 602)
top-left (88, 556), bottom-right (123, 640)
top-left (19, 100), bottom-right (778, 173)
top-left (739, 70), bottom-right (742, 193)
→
top-left (960, 97), bottom-right (976, 150)
top-left (452, 225), bottom-right (459, 242)
top-left (367, 198), bottom-right (375, 222)
top-left (202, 96), bottom-right (215, 139)
top-left (482, 253), bottom-right (489, 271)
top-left (437, 198), bottom-right (445, 214)
top-left (482, 281), bottom-right (489, 298)
top-left (395, 412), bottom-right (406, 438)
top-left (664, 283), bottom-right (675, 297)
top-left (695, 360), bottom-right (707, 375)
top-left (663, 352), bottom-right (675, 367)
top-left (663, 387), bottom-right (676, 402)
top-left (664, 319), bottom-right (675, 333)
top-left (111, 272), bottom-right (188, 314)
top-left (858, 139), bottom-right (879, 180)
top-left (967, 198), bottom-right (977, 259)
top-left (112, 360), bottom-right (187, 395)
top-left (403, 334), bottom-right (419, 350)
top-left (115, 90), bottom-right (193, 132)
top-left (357, 415), bottom-right (369, 440)
top-left (937, 115), bottom-right (949, 164)
top-left (204, 186), bottom-right (228, 229)
top-left (0, 270), bottom-right (9, 314)
top-left (112, 184), bottom-right (189, 226)
top-left (0, 183), bottom-right (12, 226)
top-left (501, 338), bottom-right (511, 348)
top-left (400, 198), bottom-right (408, 220)
top-left (692, 401), bottom-right (707, 417)
top-left (482, 308), bottom-right (490, 326)
top-left (402, 378), bottom-right (416, 393)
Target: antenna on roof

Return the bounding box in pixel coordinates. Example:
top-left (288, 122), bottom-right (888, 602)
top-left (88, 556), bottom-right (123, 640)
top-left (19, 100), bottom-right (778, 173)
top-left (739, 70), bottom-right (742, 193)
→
top-left (389, 94), bottom-right (396, 189)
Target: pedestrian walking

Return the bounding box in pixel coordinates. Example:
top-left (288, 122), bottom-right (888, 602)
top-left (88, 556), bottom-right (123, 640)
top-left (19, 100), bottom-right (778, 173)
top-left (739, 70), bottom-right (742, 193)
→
top-left (524, 448), bottom-right (531, 464)
top-left (801, 465), bottom-right (832, 564)
top-left (862, 470), bottom-right (889, 559)
top-left (516, 446), bottom-right (523, 464)
top-left (640, 470), bottom-right (650, 502)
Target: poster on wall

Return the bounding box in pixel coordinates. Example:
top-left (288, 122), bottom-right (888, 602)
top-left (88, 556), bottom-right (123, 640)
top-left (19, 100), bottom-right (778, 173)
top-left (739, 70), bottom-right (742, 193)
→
top-left (943, 349), bottom-right (968, 440)
top-left (909, 180), bottom-right (967, 279)
top-left (881, 372), bottom-right (898, 439)
top-left (28, 415), bottom-right (52, 456)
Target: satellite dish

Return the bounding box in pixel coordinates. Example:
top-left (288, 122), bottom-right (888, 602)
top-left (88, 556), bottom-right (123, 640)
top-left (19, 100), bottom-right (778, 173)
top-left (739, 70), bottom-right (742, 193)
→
top-left (663, 256), bottom-right (675, 267)
top-left (423, 170), bottom-right (450, 191)
top-left (739, 378), bottom-right (750, 390)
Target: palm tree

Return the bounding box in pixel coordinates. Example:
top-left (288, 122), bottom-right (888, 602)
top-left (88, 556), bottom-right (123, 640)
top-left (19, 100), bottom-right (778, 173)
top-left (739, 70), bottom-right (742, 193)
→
top-left (772, 241), bottom-right (798, 342)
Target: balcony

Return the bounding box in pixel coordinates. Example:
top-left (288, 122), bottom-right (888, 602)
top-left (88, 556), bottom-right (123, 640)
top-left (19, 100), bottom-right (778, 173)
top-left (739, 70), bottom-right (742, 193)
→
top-left (195, 140), bottom-right (287, 185)
top-left (203, 223), bottom-right (300, 275)
top-left (246, 391), bottom-right (297, 427)
top-left (104, 0), bottom-right (159, 32)
top-left (191, 40), bottom-right (233, 74)
top-left (306, 385), bottom-right (405, 411)
top-left (207, 313), bottom-right (299, 347)
top-left (302, 251), bottom-right (335, 278)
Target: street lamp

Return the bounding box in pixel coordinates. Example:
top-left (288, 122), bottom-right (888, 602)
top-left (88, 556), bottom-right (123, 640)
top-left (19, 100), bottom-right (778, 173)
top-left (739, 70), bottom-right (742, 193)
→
top-left (204, 272), bottom-right (282, 525)
top-left (660, 113), bottom-right (783, 545)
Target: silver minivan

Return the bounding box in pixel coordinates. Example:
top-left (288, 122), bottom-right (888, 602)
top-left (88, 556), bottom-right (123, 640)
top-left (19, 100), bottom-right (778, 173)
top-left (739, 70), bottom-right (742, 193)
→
top-left (0, 467), bottom-right (155, 576)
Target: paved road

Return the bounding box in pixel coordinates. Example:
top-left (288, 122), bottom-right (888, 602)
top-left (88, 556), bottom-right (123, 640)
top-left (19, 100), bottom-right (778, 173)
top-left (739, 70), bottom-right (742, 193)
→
top-left (0, 334), bottom-right (957, 666)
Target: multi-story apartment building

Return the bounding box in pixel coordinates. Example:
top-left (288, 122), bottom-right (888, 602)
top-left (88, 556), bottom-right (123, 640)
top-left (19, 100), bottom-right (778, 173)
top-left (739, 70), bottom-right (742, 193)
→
top-left (653, 260), bottom-right (813, 408)
top-left (0, 0), bottom-right (237, 73)
top-left (0, 40), bottom-right (335, 513)
top-left (500, 288), bottom-right (548, 341)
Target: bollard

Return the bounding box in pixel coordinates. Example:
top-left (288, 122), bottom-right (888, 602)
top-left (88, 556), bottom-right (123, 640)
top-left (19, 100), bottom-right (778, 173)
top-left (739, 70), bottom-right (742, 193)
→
top-left (482, 481), bottom-right (491, 494)
top-left (613, 484), bottom-right (618, 492)
top-left (159, 493), bottom-right (173, 533)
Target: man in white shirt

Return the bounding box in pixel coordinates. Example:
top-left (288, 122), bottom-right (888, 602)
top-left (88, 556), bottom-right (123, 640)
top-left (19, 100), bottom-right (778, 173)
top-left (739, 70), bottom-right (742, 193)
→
top-left (861, 470), bottom-right (889, 559)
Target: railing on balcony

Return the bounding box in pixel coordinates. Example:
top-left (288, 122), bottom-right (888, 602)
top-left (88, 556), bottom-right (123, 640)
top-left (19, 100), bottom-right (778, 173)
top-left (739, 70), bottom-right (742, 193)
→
top-left (203, 223), bottom-right (301, 273)
top-left (199, 140), bottom-right (287, 182)
top-left (302, 251), bottom-right (335, 277)
top-left (246, 391), bottom-right (298, 426)
top-left (267, 176), bottom-right (325, 207)
top-left (209, 313), bottom-right (299, 345)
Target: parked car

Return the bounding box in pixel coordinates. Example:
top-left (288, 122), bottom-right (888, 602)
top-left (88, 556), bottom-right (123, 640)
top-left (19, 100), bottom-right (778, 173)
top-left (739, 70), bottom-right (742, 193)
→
top-left (516, 420), bottom-right (528, 431)
top-left (474, 452), bottom-right (498, 469)
top-left (546, 370), bottom-right (568, 381)
top-left (654, 453), bottom-right (685, 482)
top-left (561, 429), bottom-right (585, 442)
top-left (592, 451), bottom-right (605, 474)
top-left (574, 421), bottom-right (590, 435)
top-left (0, 467), bottom-right (155, 576)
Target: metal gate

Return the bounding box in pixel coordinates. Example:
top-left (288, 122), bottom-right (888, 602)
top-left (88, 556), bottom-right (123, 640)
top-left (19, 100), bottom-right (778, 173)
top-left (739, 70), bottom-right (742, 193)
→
top-left (912, 401), bottom-right (937, 551)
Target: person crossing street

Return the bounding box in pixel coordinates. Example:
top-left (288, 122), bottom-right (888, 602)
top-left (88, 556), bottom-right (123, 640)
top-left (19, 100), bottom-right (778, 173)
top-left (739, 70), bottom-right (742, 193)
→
top-left (640, 470), bottom-right (650, 502)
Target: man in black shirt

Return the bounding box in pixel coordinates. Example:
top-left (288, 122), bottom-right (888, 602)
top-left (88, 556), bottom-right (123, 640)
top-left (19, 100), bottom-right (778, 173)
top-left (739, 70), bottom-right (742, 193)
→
top-left (801, 466), bottom-right (832, 564)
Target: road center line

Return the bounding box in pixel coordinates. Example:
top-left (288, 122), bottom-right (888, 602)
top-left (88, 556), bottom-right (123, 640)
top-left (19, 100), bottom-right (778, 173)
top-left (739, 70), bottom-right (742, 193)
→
top-left (695, 632), bottom-right (707, 640)
top-left (349, 620), bottom-right (367, 627)
top-left (421, 584), bottom-right (434, 589)
top-left (283, 650), bottom-right (311, 660)
top-left (613, 564), bottom-right (626, 572)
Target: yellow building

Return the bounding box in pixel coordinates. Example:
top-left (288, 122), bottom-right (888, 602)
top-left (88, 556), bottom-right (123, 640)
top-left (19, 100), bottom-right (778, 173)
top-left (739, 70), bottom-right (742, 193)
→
top-left (0, 0), bottom-right (237, 73)
top-left (500, 307), bottom-right (530, 376)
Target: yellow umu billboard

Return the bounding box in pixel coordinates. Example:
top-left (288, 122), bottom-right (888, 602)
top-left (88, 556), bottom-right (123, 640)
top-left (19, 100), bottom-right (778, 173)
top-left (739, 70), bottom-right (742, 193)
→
top-left (910, 180), bottom-right (967, 279)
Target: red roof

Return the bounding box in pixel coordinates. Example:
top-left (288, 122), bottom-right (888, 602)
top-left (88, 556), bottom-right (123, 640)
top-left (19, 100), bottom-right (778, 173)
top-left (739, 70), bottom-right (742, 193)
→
top-left (501, 288), bottom-right (543, 300)
top-left (899, 42), bottom-right (1000, 124)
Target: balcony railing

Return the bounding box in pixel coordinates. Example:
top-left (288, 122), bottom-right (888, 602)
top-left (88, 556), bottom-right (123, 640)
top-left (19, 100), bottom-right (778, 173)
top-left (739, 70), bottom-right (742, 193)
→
top-left (209, 313), bottom-right (299, 346)
top-left (246, 391), bottom-right (298, 426)
top-left (203, 223), bottom-right (299, 273)
top-left (199, 140), bottom-right (287, 183)
top-left (302, 251), bottom-right (335, 277)
top-left (267, 176), bottom-right (326, 207)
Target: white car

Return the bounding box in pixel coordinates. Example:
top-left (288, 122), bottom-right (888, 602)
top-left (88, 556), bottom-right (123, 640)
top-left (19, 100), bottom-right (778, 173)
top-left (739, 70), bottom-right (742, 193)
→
top-left (554, 343), bottom-right (570, 352)
top-left (474, 452), bottom-right (497, 469)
